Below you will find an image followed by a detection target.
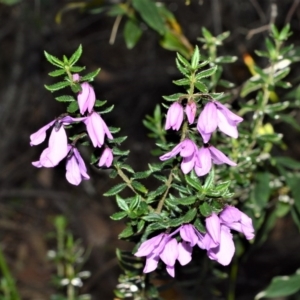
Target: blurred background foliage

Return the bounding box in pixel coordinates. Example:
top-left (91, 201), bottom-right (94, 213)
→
top-left (1, 0), bottom-right (300, 299)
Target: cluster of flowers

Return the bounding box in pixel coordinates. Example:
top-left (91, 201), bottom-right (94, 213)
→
top-left (30, 74), bottom-right (113, 185)
top-left (135, 206), bottom-right (254, 277)
top-left (160, 100), bottom-right (243, 176)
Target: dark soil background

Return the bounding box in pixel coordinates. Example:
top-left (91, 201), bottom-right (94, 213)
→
top-left (1, 0), bottom-right (300, 299)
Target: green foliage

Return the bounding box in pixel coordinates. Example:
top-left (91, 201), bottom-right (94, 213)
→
top-left (255, 270), bottom-right (300, 299)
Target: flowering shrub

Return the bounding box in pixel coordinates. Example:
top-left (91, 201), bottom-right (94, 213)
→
top-left (25, 22), bottom-right (300, 300)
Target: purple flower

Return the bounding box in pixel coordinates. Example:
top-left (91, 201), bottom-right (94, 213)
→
top-left (72, 73), bottom-right (80, 82)
top-left (206, 225), bottom-right (235, 266)
top-left (165, 102), bottom-right (184, 131)
top-left (219, 206), bottom-right (255, 240)
top-left (32, 125), bottom-right (69, 168)
top-left (159, 139), bottom-right (198, 174)
top-left (98, 148), bottom-right (113, 168)
top-left (197, 101), bottom-right (243, 143)
top-left (185, 101), bottom-right (197, 124)
top-left (65, 147), bottom-right (90, 185)
top-left (31, 116), bottom-right (86, 168)
top-left (135, 231), bottom-right (193, 277)
top-left (201, 209), bottom-right (255, 266)
top-left (84, 112), bottom-right (113, 148)
top-left (77, 82), bottom-right (96, 115)
top-left (30, 116), bottom-right (85, 146)
top-left (194, 145), bottom-right (236, 177)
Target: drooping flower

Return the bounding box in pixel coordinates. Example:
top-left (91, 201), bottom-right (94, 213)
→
top-left (31, 116), bottom-right (86, 168)
top-left (185, 101), bottom-right (197, 124)
top-left (159, 139), bottom-right (198, 174)
top-left (197, 101), bottom-right (243, 143)
top-left (84, 112), bottom-right (113, 148)
top-left (98, 148), bottom-right (113, 168)
top-left (165, 102), bottom-right (184, 131)
top-left (194, 145), bottom-right (236, 177)
top-left (201, 209), bottom-right (255, 266)
top-left (219, 206), bottom-right (255, 240)
top-left (135, 231), bottom-right (193, 277)
top-left (32, 125), bottom-right (69, 168)
top-left (77, 82), bottom-right (96, 115)
top-left (30, 116), bottom-right (85, 146)
top-left (65, 147), bottom-right (90, 185)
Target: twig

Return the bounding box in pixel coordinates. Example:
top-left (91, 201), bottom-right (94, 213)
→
top-left (248, 0), bottom-right (267, 22)
top-left (285, 0), bottom-right (300, 23)
top-left (109, 15), bottom-right (123, 45)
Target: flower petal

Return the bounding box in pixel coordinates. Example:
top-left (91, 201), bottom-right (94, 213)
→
top-left (30, 120), bottom-right (55, 146)
top-left (180, 224), bottom-right (199, 247)
top-left (194, 147), bottom-right (212, 177)
top-left (143, 253), bottom-right (159, 273)
top-left (209, 146), bottom-right (236, 166)
top-left (160, 238), bottom-right (178, 267)
top-left (197, 102), bottom-right (218, 143)
top-left (206, 213), bottom-right (221, 244)
top-left (135, 233), bottom-right (165, 257)
top-left (177, 241), bottom-right (192, 266)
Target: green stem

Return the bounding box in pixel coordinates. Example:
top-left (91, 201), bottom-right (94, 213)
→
top-left (0, 246), bottom-right (20, 300)
top-left (156, 168), bottom-right (174, 213)
top-left (115, 165), bottom-right (139, 196)
top-left (227, 257), bottom-right (238, 300)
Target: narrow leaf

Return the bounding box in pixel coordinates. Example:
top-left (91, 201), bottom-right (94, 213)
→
top-left (104, 183), bottom-right (127, 196)
top-left (69, 44), bottom-right (82, 66)
top-left (124, 19), bottom-right (143, 49)
top-left (132, 0), bottom-right (165, 35)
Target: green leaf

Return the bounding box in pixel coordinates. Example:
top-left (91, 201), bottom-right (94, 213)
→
top-left (132, 0), bottom-right (165, 35)
top-left (133, 171), bottom-right (152, 179)
top-left (277, 114), bottom-right (300, 131)
top-left (278, 167), bottom-right (300, 213)
top-left (131, 181), bottom-right (148, 194)
top-left (185, 175), bottom-right (202, 191)
top-left (69, 44), bottom-right (82, 66)
top-left (67, 101), bottom-right (79, 113)
top-left (129, 195), bottom-right (140, 210)
top-left (172, 78), bottom-right (190, 86)
top-left (255, 272), bottom-right (300, 299)
top-left (95, 100), bottom-right (107, 107)
top-left (218, 79), bottom-right (235, 88)
top-left (119, 225), bottom-right (134, 238)
top-left (44, 81), bottom-right (70, 92)
top-left (55, 95), bottom-right (75, 102)
top-left (147, 185), bottom-right (167, 203)
top-left (70, 66), bottom-right (85, 72)
top-left (44, 51), bottom-right (63, 67)
top-left (201, 27), bottom-right (213, 41)
top-left (115, 194), bottom-right (129, 211)
top-left (203, 168), bottom-right (215, 190)
top-left (257, 133), bottom-right (282, 143)
top-left (193, 218), bottom-right (206, 233)
top-left (196, 66), bottom-right (217, 80)
top-left (124, 19), bottom-right (143, 49)
top-left (274, 157), bottom-right (300, 170)
top-left (110, 211), bottom-right (128, 220)
top-left (162, 93), bottom-right (186, 101)
top-left (265, 101), bottom-right (289, 114)
top-left (175, 196), bottom-right (197, 206)
top-left (80, 68), bottom-right (101, 82)
top-left (182, 208), bottom-right (197, 223)
top-left (194, 81), bottom-right (208, 93)
top-left (215, 56), bottom-right (237, 64)
top-left (252, 172), bottom-right (271, 210)
top-left (175, 58), bottom-right (189, 76)
top-left (176, 52), bottom-right (191, 68)
top-left (48, 69), bottom-right (65, 77)
top-left (104, 183), bottom-right (127, 197)
top-left (120, 164), bottom-right (134, 173)
top-left (142, 213), bottom-right (163, 222)
top-left (199, 202), bottom-right (212, 217)
top-left (191, 45), bottom-right (200, 69)
top-left (112, 147), bottom-right (130, 156)
top-left (99, 104), bottom-right (114, 114)
top-left (137, 220), bottom-right (145, 233)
